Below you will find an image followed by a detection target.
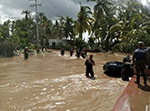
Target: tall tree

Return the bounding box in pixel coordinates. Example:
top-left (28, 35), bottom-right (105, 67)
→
top-left (63, 16), bottom-right (75, 40)
top-left (21, 10), bottom-right (31, 21)
top-left (117, 0), bottom-right (145, 42)
top-left (76, 2), bottom-right (93, 39)
top-left (87, 0), bottom-right (113, 37)
top-left (1, 20), bottom-right (11, 39)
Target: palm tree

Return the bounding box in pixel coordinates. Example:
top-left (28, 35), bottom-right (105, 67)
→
top-left (76, 2), bottom-right (93, 40)
top-left (49, 19), bottom-right (62, 39)
top-left (38, 12), bottom-right (53, 48)
top-left (38, 12), bottom-right (47, 37)
top-left (63, 16), bottom-right (75, 40)
top-left (117, 0), bottom-right (145, 42)
top-left (21, 10), bottom-right (33, 32)
top-left (21, 10), bottom-right (31, 21)
top-left (87, 0), bottom-right (113, 36)
top-left (107, 0), bottom-right (150, 52)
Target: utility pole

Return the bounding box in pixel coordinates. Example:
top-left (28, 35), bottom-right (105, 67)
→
top-left (29, 0), bottom-right (42, 52)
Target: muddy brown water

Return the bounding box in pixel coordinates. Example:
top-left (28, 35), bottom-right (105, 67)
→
top-left (0, 50), bottom-right (128, 111)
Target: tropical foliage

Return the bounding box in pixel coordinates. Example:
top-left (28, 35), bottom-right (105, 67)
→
top-left (76, 2), bottom-right (93, 39)
top-left (1, 0), bottom-right (150, 56)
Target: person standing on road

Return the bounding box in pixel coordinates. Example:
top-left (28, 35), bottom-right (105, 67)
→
top-left (132, 41), bottom-right (147, 86)
top-left (85, 55), bottom-right (95, 78)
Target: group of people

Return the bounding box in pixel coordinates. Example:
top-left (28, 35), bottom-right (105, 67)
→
top-left (85, 41), bottom-right (149, 84)
top-left (76, 47), bottom-right (87, 58)
top-left (60, 47), bottom-right (95, 78)
top-left (24, 41), bottom-right (149, 84)
top-left (122, 41), bottom-right (148, 86)
top-left (60, 47), bottom-right (88, 59)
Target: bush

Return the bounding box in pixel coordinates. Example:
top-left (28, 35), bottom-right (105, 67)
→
top-left (0, 40), bottom-right (15, 57)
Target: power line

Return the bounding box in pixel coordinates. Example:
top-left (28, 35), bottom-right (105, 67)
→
top-left (42, 0), bottom-right (57, 14)
top-left (39, 4), bottom-right (55, 18)
top-left (41, 0), bottom-right (58, 19)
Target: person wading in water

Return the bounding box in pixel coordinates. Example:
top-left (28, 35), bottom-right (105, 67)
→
top-left (24, 47), bottom-right (29, 60)
top-left (85, 55), bottom-right (95, 79)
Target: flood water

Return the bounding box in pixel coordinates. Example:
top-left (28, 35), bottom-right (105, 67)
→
top-left (0, 50), bottom-right (128, 111)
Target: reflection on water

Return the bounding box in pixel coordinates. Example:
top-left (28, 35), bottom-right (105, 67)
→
top-left (0, 50), bottom-right (128, 111)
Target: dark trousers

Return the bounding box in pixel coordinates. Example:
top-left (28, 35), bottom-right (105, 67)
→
top-left (77, 53), bottom-right (80, 58)
top-left (24, 53), bottom-right (28, 59)
top-left (70, 52), bottom-right (73, 56)
top-left (135, 65), bottom-right (147, 84)
top-left (86, 69), bottom-right (94, 77)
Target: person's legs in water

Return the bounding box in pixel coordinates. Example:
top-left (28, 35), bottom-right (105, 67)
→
top-left (24, 53), bottom-right (28, 59)
top-left (86, 69), bottom-right (90, 77)
top-left (89, 70), bottom-right (94, 77)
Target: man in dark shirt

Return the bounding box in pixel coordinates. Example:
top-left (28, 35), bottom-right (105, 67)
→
top-left (132, 41), bottom-right (147, 85)
top-left (85, 55), bottom-right (95, 78)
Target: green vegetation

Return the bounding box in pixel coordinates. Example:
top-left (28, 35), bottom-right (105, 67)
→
top-left (1, 0), bottom-right (150, 57)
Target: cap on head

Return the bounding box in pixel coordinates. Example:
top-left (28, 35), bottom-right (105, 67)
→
top-left (138, 41), bottom-right (144, 47)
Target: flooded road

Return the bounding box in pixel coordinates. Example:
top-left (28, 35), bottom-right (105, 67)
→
top-left (0, 50), bottom-right (128, 111)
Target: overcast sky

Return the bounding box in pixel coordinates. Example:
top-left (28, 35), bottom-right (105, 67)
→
top-left (0, 0), bottom-right (96, 24)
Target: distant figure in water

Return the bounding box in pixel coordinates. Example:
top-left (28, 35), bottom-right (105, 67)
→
top-left (85, 55), bottom-right (95, 78)
top-left (61, 48), bottom-right (64, 56)
top-left (81, 51), bottom-right (86, 59)
top-left (69, 48), bottom-right (74, 56)
top-left (76, 48), bottom-right (81, 58)
top-left (24, 47), bottom-right (29, 60)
